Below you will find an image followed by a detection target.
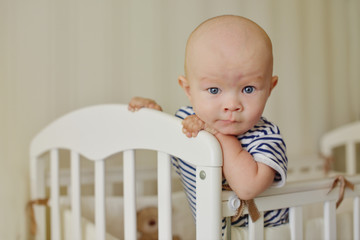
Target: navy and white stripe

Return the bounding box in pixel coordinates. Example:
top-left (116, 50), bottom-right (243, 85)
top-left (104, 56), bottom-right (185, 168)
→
top-left (172, 106), bottom-right (289, 233)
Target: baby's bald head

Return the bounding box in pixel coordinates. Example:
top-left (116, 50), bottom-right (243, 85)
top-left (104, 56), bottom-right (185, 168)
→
top-left (184, 15), bottom-right (274, 78)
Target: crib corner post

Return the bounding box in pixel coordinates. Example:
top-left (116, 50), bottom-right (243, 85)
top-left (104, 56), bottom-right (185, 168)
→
top-left (196, 166), bottom-right (222, 240)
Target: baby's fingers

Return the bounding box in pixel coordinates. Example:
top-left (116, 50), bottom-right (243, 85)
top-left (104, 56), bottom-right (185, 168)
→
top-left (128, 97), bottom-right (162, 112)
top-left (147, 103), bottom-right (163, 111)
top-left (128, 104), bottom-right (140, 112)
top-left (182, 127), bottom-right (199, 138)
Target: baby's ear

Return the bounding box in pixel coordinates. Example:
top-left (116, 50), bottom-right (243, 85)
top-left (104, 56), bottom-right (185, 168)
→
top-left (178, 75), bottom-right (192, 99)
top-left (270, 75), bottom-right (278, 92)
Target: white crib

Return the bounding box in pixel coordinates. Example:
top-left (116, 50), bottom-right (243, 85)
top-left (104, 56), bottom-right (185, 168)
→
top-left (29, 104), bottom-right (360, 240)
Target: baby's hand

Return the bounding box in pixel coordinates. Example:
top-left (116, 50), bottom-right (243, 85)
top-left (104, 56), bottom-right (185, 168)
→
top-left (182, 115), bottom-right (205, 137)
top-left (128, 97), bottom-right (162, 112)
top-left (182, 115), bottom-right (217, 137)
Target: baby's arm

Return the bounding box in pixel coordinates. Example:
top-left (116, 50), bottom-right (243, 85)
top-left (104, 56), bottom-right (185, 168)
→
top-left (215, 133), bottom-right (275, 200)
top-left (182, 114), bottom-right (217, 138)
top-left (128, 97), bottom-right (162, 111)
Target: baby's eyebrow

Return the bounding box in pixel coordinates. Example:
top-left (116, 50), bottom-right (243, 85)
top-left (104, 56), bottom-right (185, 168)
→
top-left (199, 76), bottom-right (223, 84)
top-left (198, 80), bottom-right (223, 89)
top-left (238, 75), bottom-right (266, 84)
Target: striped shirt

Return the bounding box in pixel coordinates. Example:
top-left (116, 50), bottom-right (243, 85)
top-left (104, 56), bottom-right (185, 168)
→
top-left (171, 106), bottom-right (289, 233)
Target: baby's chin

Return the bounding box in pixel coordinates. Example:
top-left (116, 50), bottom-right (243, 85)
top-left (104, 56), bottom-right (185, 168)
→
top-left (213, 127), bottom-right (246, 136)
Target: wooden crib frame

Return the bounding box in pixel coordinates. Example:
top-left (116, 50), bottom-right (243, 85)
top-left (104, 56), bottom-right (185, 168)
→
top-left (30, 104), bottom-right (360, 240)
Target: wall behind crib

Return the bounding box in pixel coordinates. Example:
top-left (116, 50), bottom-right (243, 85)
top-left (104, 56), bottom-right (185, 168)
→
top-left (0, 0), bottom-right (359, 239)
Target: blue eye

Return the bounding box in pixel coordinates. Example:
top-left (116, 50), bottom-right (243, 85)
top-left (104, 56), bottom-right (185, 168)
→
top-left (243, 86), bottom-right (255, 94)
top-left (208, 88), bottom-right (220, 94)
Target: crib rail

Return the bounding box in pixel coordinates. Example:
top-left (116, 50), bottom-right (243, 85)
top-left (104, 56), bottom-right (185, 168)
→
top-left (222, 175), bottom-right (360, 240)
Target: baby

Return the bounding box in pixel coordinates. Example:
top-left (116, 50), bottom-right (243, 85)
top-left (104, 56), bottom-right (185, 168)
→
top-left (129, 15), bottom-right (288, 229)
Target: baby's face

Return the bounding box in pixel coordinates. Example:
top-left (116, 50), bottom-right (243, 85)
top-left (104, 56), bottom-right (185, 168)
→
top-left (180, 17), bottom-right (277, 135)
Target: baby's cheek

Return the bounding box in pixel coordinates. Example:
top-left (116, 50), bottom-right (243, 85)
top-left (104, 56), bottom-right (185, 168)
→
top-left (193, 112), bottom-right (210, 126)
top-left (194, 105), bottom-right (213, 120)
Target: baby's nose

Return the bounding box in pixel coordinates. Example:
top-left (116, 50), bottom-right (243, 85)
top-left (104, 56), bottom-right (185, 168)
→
top-left (224, 102), bottom-right (242, 112)
top-left (224, 94), bottom-right (243, 112)
top-left (224, 106), bottom-right (242, 112)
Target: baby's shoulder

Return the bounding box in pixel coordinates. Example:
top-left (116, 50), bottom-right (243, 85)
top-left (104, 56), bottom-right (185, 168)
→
top-left (242, 117), bottom-right (281, 139)
top-left (257, 117), bottom-right (281, 134)
top-left (175, 106), bottom-right (194, 119)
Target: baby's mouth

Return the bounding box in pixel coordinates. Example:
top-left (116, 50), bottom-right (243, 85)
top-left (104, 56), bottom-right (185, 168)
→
top-left (222, 119), bottom-right (236, 123)
top-left (218, 119), bottom-right (238, 125)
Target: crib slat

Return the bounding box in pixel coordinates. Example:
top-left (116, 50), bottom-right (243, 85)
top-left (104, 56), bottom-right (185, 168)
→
top-left (324, 200), bottom-right (336, 240)
top-left (289, 206), bottom-right (303, 240)
top-left (71, 151), bottom-right (82, 240)
top-left (354, 196), bottom-right (360, 240)
top-left (123, 150), bottom-right (137, 240)
top-left (157, 152), bottom-right (172, 240)
top-left (95, 160), bottom-right (106, 240)
top-left (248, 212), bottom-right (264, 240)
top-left (50, 149), bottom-right (61, 240)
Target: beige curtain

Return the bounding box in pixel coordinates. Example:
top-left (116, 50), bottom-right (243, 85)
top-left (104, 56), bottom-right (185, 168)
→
top-left (1, 0), bottom-right (359, 238)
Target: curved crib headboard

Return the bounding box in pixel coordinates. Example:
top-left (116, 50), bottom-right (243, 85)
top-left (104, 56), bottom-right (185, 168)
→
top-left (30, 104), bottom-right (222, 166)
